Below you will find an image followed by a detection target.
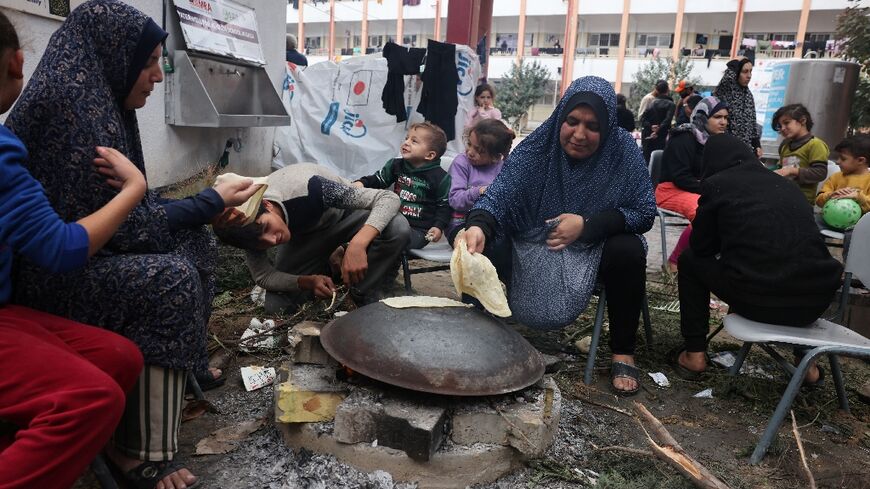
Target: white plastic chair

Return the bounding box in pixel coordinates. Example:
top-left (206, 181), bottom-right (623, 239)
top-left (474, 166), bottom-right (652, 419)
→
top-left (723, 212), bottom-right (870, 464)
top-left (647, 149), bottom-right (690, 270)
top-left (400, 238), bottom-right (453, 293)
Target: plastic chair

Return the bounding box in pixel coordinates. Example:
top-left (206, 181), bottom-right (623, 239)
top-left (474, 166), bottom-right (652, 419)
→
top-left (400, 239), bottom-right (453, 293)
top-left (723, 212), bottom-right (870, 464)
top-left (583, 285), bottom-right (654, 385)
top-left (647, 149), bottom-right (690, 270)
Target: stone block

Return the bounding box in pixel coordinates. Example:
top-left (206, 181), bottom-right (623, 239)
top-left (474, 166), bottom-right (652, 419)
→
top-left (334, 389), bottom-right (448, 461)
top-left (450, 376), bottom-right (560, 457)
top-left (274, 363), bottom-right (347, 423)
top-left (288, 321), bottom-right (333, 365)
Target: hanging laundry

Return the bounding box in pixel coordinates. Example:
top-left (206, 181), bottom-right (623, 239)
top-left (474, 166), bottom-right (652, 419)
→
top-left (381, 41), bottom-right (426, 122)
top-left (417, 39), bottom-right (459, 141)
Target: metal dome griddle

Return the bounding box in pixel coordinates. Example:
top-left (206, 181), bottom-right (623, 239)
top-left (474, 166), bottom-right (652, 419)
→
top-left (321, 301), bottom-right (545, 396)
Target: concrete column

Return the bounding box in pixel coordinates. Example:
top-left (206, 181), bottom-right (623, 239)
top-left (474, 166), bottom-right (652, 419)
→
top-left (672, 0), bottom-right (685, 62)
top-left (560, 0), bottom-right (579, 96)
top-left (434, 0), bottom-right (442, 42)
top-left (730, 0), bottom-right (745, 58)
top-left (614, 0), bottom-right (631, 93)
top-left (328, 0), bottom-right (335, 60)
top-left (516, 0), bottom-right (527, 64)
top-left (362, 0), bottom-right (368, 53)
top-left (297, 0), bottom-right (304, 52)
top-left (794, 0), bottom-right (811, 58)
top-left (446, 0), bottom-right (480, 46)
top-left (397, 0), bottom-right (404, 44)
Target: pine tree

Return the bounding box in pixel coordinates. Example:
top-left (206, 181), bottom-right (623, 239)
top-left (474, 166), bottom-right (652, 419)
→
top-left (498, 60), bottom-right (550, 131)
top-left (627, 56), bottom-right (702, 118)
top-left (836, 0), bottom-right (870, 131)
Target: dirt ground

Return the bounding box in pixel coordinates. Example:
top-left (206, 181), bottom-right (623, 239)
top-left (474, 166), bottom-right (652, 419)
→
top-left (75, 241), bottom-right (870, 489)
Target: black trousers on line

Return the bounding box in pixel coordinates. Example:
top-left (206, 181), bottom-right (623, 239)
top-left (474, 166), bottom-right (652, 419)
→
top-left (677, 248), bottom-right (828, 352)
top-left (484, 233), bottom-right (647, 355)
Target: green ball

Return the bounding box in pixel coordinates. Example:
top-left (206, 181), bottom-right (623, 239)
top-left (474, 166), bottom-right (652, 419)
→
top-left (822, 198), bottom-right (862, 230)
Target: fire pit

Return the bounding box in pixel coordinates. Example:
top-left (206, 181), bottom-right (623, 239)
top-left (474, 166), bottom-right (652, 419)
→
top-left (274, 304), bottom-right (562, 488)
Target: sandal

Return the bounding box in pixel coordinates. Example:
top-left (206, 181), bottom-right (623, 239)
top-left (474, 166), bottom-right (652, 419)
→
top-left (193, 368), bottom-right (225, 392)
top-left (106, 458), bottom-right (200, 489)
top-left (667, 347), bottom-right (706, 381)
top-left (610, 361), bottom-right (641, 397)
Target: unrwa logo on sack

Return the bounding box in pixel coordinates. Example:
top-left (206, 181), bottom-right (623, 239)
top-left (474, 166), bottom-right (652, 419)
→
top-left (320, 102), bottom-right (367, 138)
top-left (456, 52), bottom-right (474, 96)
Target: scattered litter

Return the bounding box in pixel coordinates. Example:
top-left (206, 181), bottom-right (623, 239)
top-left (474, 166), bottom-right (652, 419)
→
top-left (250, 285), bottom-right (266, 306)
top-left (195, 417), bottom-right (267, 455)
top-left (648, 372), bottom-right (670, 387)
top-left (575, 336), bottom-right (592, 354)
top-left (710, 351), bottom-right (737, 369)
top-left (239, 318), bottom-right (280, 352)
top-left (371, 439), bottom-right (378, 448)
top-left (368, 470), bottom-right (393, 488)
top-left (693, 388), bottom-right (714, 398)
top-left (652, 299), bottom-right (680, 313)
top-left (334, 311), bottom-right (348, 318)
top-left (241, 366), bottom-right (277, 391)
top-left (821, 424), bottom-right (842, 435)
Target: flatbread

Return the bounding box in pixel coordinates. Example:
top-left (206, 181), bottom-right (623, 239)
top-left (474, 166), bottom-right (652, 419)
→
top-left (213, 173), bottom-right (270, 225)
top-left (381, 296), bottom-right (471, 309)
top-left (450, 230), bottom-right (512, 317)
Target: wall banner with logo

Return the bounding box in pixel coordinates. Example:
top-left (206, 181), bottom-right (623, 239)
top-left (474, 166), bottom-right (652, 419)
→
top-left (172, 0), bottom-right (264, 65)
top-left (272, 45), bottom-right (481, 180)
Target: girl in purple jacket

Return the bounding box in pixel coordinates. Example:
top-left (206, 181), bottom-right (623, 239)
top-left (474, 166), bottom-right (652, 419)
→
top-left (447, 119), bottom-right (515, 245)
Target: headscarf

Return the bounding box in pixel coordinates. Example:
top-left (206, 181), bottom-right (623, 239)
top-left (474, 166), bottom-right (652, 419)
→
top-left (714, 58), bottom-right (759, 150)
top-left (7, 0), bottom-right (171, 253)
top-left (473, 76), bottom-right (656, 237)
top-left (687, 96), bottom-right (728, 145)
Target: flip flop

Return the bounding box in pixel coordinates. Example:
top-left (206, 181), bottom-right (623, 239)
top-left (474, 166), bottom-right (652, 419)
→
top-left (610, 361), bottom-right (641, 397)
top-left (106, 457), bottom-right (201, 489)
top-left (193, 368), bottom-right (225, 391)
top-left (667, 346), bottom-right (705, 381)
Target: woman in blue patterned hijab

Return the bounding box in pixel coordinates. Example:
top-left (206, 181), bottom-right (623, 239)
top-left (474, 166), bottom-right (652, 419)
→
top-left (5, 1), bottom-right (257, 486)
top-left (462, 76), bottom-right (655, 396)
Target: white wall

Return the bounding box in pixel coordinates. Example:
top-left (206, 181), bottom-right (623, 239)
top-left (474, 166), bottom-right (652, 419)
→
top-left (2, 0), bottom-right (287, 187)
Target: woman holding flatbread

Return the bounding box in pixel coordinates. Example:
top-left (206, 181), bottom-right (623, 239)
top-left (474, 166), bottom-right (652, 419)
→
top-left (460, 76), bottom-right (656, 396)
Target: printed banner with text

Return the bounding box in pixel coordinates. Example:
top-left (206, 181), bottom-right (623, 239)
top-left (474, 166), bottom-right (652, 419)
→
top-left (173, 0), bottom-right (264, 65)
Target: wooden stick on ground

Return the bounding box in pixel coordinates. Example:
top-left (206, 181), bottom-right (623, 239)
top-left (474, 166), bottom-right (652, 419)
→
top-left (633, 402), bottom-right (731, 489)
top-left (791, 410), bottom-right (817, 489)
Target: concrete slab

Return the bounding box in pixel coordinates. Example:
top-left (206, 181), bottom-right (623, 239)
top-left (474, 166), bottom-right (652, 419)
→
top-left (278, 422), bottom-right (523, 489)
top-left (274, 364), bottom-right (347, 423)
top-left (449, 376), bottom-right (561, 457)
top-left (288, 320), bottom-right (333, 365)
top-left (334, 388), bottom-right (448, 461)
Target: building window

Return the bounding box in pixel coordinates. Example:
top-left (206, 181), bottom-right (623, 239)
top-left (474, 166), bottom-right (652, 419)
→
top-left (806, 33), bottom-right (832, 43)
top-left (635, 33), bottom-right (671, 48)
top-left (588, 33), bottom-right (620, 47)
top-left (368, 35), bottom-right (384, 48)
top-left (771, 33), bottom-right (796, 42)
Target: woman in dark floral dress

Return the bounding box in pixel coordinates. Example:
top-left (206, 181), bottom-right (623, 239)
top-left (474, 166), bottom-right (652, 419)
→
top-left (6, 1), bottom-right (256, 486)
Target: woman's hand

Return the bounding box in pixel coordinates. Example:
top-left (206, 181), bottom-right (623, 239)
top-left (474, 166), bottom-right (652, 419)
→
top-left (478, 185), bottom-right (488, 195)
top-left (214, 178), bottom-right (261, 207)
top-left (462, 226), bottom-right (486, 254)
top-left (298, 275), bottom-right (335, 298)
top-left (546, 213), bottom-right (584, 250)
top-left (341, 243), bottom-right (368, 286)
top-left (93, 146), bottom-right (146, 194)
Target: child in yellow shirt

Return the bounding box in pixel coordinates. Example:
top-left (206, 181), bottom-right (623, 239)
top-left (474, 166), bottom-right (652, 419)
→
top-left (815, 134), bottom-right (870, 255)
